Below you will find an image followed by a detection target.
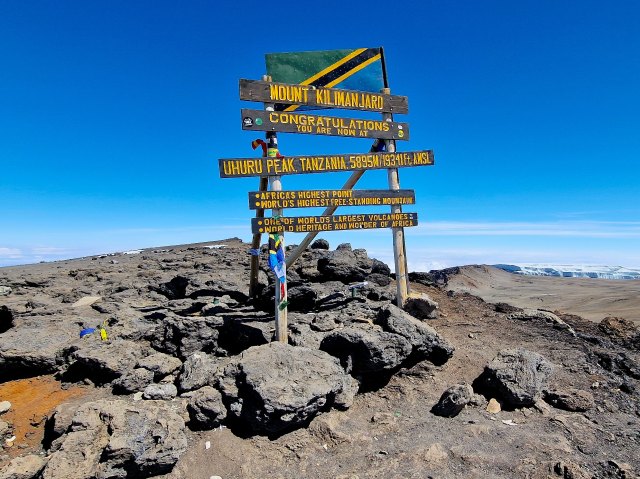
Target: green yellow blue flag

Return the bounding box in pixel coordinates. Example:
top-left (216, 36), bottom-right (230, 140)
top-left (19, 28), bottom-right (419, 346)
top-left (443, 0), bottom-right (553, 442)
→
top-left (265, 48), bottom-right (385, 111)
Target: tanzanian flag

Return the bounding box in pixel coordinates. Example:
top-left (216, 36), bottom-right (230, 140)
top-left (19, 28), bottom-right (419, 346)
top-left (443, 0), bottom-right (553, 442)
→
top-left (265, 48), bottom-right (386, 111)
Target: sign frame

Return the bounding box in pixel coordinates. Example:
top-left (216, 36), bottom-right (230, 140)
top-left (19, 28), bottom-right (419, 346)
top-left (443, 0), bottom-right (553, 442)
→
top-left (241, 108), bottom-right (409, 140)
top-left (251, 212), bottom-right (419, 234)
top-left (219, 150), bottom-right (433, 178)
top-left (239, 79), bottom-right (409, 114)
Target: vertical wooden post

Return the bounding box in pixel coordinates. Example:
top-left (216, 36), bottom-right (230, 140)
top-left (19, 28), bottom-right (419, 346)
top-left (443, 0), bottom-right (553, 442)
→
top-left (262, 76), bottom-right (287, 343)
top-left (249, 175), bottom-right (268, 298)
top-left (382, 87), bottom-right (409, 307)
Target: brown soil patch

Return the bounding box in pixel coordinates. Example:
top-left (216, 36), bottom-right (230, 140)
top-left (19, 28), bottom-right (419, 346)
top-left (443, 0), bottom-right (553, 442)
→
top-left (0, 375), bottom-right (90, 464)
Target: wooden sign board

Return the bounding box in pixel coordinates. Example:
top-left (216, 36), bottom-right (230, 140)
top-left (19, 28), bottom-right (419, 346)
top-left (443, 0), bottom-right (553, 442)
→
top-left (241, 109), bottom-right (409, 140)
top-left (239, 79), bottom-right (409, 114)
top-left (249, 189), bottom-right (415, 209)
top-left (251, 212), bottom-right (418, 234)
top-left (219, 150), bottom-right (433, 178)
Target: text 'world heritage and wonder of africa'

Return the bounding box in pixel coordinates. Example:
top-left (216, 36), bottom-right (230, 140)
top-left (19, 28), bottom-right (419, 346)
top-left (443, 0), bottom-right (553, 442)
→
top-left (251, 213), bottom-right (419, 234)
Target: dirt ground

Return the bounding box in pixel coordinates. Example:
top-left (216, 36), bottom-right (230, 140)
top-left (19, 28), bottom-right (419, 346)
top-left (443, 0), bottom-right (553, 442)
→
top-left (0, 376), bottom-right (92, 465)
top-left (168, 281), bottom-right (640, 479)
top-left (444, 265), bottom-right (640, 324)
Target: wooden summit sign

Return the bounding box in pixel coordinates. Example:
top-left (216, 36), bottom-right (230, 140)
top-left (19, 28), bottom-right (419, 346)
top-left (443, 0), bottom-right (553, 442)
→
top-left (241, 109), bottom-right (409, 140)
top-left (217, 47), bottom-right (436, 344)
top-left (249, 189), bottom-right (416, 209)
top-left (240, 79), bottom-right (409, 114)
top-left (219, 150), bottom-right (434, 178)
top-left (252, 212), bottom-right (418, 234)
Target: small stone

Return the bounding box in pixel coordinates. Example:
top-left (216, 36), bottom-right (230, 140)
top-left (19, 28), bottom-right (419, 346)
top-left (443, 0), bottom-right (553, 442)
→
top-left (0, 286), bottom-right (12, 296)
top-left (431, 384), bottom-right (474, 418)
top-left (468, 333), bottom-right (475, 339)
top-left (0, 401), bottom-right (11, 415)
top-left (133, 392), bottom-right (144, 401)
top-left (71, 295), bottom-right (102, 307)
top-left (423, 443), bottom-right (448, 463)
top-left (486, 398), bottom-right (501, 414)
top-left (143, 383), bottom-right (178, 400)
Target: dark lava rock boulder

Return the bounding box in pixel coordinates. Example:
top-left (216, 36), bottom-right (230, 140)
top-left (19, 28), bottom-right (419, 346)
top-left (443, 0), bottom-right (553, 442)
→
top-left (219, 343), bottom-right (357, 435)
top-left (402, 293), bottom-right (439, 320)
top-left (431, 383), bottom-right (474, 417)
top-left (476, 348), bottom-right (554, 407)
top-left (320, 327), bottom-right (413, 374)
top-left (370, 259), bottom-right (391, 276)
top-left (136, 352), bottom-right (182, 380)
top-left (310, 238), bottom-right (330, 250)
top-left (176, 352), bottom-right (219, 393)
top-left (111, 367), bottom-right (154, 394)
top-left (41, 399), bottom-right (187, 479)
top-left (317, 247), bottom-right (373, 283)
top-left (149, 315), bottom-right (222, 359)
top-left (543, 388), bottom-right (595, 412)
top-left (0, 320), bottom-right (78, 380)
top-left (377, 304), bottom-right (454, 365)
top-left (67, 339), bottom-right (145, 383)
top-left (187, 386), bottom-right (227, 430)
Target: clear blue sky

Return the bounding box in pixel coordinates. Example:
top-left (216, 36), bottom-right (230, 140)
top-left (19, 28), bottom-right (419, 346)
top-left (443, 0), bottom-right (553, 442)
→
top-left (2, 0), bottom-right (639, 269)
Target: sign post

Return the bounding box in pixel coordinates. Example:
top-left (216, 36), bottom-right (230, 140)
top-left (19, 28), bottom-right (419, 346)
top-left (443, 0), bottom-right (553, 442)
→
top-left (219, 47), bottom-right (437, 340)
top-left (383, 86), bottom-right (409, 305)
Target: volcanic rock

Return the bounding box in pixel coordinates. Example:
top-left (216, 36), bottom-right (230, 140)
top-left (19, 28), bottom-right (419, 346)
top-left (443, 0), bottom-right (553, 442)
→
top-left (310, 239), bottom-right (330, 250)
top-left (219, 343), bottom-right (357, 435)
top-left (143, 383), bottom-right (178, 400)
top-left (377, 304), bottom-right (454, 365)
top-left (476, 348), bottom-right (554, 407)
top-left (508, 309), bottom-right (576, 335)
top-left (0, 454), bottom-right (47, 479)
top-left (111, 368), bottom-right (154, 394)
top-left (41, 399), bottom-right (187, 479)
top-left (317, 247), bottom-right (373, 283)
top-left (544, 388), bottom-right (595, 412)
top-left (320, 327), bottom-right (413, 374)
top-left (431, 383), bottom-right (474, 417)
top-left (402, 293), bottom-right (439, 320)
top-left (177, 352), bottom-right (219, 393)
top-left (187, 386), bottom-right (227, 430)
top-left (137, 352), bottom-right (182, 380)
top-left (0, 321), bottom-right (77, 380)
top-left (67, 339), bottom-right (145, 383)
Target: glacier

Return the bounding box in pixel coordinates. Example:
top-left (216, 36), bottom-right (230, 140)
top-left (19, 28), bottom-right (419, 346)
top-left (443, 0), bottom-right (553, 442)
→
top-left (493, 264), bottom-right (640, 280)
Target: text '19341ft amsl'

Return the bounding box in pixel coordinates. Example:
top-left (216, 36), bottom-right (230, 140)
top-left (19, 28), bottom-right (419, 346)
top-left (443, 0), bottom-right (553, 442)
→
top-left (219, 150), bottom-right (433, 178)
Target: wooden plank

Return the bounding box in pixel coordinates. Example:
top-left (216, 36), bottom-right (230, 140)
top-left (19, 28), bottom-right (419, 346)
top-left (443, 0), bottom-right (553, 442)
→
top-left (241, 109), bottom-right (409, 140)
top-left (239, 79), bottom-right (409, 114)
top-left (285, 168), bottom-right (366, 269)
top-left (251, 212), bottom-right (418, 234)
top-left (249, 189), bottom-right (415, 210)
top-left (219, 150), bottom-right (433, 178)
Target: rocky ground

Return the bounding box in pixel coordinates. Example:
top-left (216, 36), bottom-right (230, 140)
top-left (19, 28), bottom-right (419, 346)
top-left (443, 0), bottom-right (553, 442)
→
top-left (0, 238), bottom-right (638, 479)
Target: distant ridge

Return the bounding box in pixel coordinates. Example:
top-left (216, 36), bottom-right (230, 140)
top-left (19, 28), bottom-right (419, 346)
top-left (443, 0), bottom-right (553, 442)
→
top-left (494, 263), bottom-right (640, 280)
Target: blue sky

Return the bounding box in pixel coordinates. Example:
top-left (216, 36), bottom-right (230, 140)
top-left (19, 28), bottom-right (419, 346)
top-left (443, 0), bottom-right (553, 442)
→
top-left (1, 0), bottom-right (639, 270)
